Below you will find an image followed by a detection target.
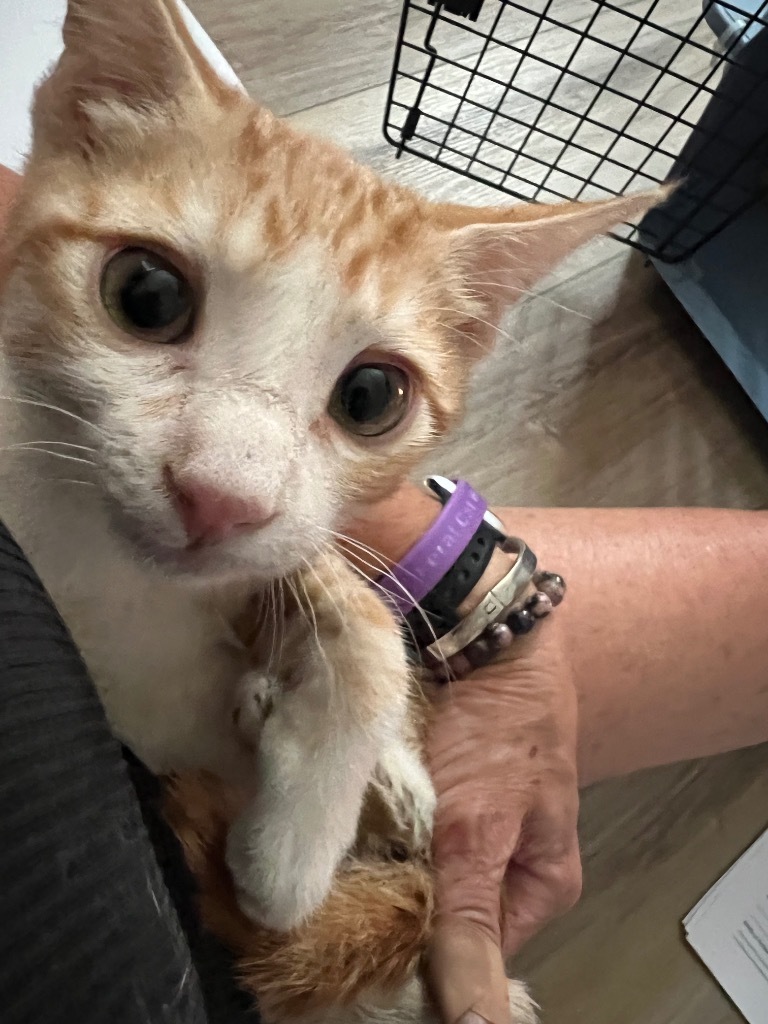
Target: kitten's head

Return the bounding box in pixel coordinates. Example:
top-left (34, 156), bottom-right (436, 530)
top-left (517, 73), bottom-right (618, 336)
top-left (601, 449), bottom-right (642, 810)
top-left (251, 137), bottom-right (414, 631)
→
top-left (0, 0), bottom-right (658, 584)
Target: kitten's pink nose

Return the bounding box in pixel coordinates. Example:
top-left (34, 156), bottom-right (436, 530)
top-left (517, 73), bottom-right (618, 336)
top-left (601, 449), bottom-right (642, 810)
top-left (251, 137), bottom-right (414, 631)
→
top-left (167, 470), bottom-right (277, 546)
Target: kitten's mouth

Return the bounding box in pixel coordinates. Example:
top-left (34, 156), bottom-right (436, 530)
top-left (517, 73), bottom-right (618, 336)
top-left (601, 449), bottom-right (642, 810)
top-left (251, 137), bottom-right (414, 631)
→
top-left (106, 499), bottom-right (286, 584)
top-left (145, 536), bottom-right (286, 584)
top-left (182, 512), bottom-right (279, 554)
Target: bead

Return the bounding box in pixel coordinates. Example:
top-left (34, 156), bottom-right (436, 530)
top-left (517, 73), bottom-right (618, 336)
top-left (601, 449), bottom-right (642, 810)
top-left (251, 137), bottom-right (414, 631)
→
top-left (487, 622), bottom-right (514, 651)
top-left (528, 591), bottom-right (553, 618)
top-left (448, 652), bottom-right (473, 678)
top-left (534, 571), bottom-right (566, 607)
top-left (508, 608), bottom-right (536, 635)
top-left (465, 638), bottom-right (493, 669)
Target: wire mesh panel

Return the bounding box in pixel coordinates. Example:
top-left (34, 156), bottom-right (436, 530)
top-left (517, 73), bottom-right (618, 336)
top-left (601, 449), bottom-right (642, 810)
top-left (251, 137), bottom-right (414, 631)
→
top-left (383, 0), bottom-right (768, 262)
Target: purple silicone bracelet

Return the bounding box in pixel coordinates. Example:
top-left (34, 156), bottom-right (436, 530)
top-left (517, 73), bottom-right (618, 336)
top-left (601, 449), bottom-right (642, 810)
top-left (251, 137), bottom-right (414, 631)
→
top-left (376, 480), bottom-right (488, 618)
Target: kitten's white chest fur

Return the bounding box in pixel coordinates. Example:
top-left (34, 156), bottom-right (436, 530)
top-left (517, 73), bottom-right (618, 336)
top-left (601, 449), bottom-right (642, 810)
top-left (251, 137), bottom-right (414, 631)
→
top-left (0, 392), bottom-right (252, 781)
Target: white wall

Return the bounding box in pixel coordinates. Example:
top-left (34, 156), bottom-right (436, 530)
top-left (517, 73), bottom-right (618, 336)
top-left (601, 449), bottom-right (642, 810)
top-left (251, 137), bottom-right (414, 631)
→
top-left (0, 0), bottom-right (241, 172)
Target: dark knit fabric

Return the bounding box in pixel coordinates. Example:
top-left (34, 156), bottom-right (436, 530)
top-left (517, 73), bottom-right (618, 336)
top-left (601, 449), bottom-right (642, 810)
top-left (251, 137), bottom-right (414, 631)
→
top-left (0, 520), bottom-right (258, 1024)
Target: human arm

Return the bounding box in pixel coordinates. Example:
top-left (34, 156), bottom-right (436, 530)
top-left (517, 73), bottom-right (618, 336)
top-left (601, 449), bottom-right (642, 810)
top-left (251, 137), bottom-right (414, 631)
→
top-left (353, 486), bottom-right (768, 784)
top-left (350, 485), bottom-right (768, 1024)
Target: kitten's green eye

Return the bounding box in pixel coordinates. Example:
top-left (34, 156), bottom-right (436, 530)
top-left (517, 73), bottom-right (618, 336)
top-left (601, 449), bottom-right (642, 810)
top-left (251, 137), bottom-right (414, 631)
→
top-left (101, 248), bottom-right (194, 344)
top-left (329, 363), bottom-right (411, 437)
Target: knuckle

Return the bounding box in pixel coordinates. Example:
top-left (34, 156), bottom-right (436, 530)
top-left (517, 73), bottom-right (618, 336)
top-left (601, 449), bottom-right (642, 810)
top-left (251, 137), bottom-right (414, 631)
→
top-left (532, 847), bottom-right (582, 913)
top-left (561, 872), bottom-right (583, 910)
top-left (552, 858), bottom-right (583, 910)
top-left (539, 834), bottom-right (572, 863)
top-left (435, 800), bottom-right (510, 856)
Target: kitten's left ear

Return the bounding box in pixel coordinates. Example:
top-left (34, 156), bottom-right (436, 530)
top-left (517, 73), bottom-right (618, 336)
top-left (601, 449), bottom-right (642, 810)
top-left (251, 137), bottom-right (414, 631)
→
top-left (434, 189), bottom-right (665, 352)
top-left (33, 0), bottom-right (238, 157)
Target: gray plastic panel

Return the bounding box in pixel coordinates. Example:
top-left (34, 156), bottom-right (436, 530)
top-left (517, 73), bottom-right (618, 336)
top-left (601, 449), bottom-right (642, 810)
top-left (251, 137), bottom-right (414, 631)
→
top-left (645, 2), bottom-right (768, 421)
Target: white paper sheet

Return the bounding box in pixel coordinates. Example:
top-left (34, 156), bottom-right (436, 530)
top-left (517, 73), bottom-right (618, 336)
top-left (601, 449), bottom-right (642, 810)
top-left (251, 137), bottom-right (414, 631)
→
top-left (684, 828), bottom-right (768, 1023)
top-left (0, 0), bottom-right (242, 173)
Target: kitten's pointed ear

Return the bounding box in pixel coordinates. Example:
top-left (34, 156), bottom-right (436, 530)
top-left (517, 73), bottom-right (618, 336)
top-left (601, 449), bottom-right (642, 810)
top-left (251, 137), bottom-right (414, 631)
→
top-left (436, 189), bottom-right (666, 352)
top-left (33, 0), bottom-right (237, 156)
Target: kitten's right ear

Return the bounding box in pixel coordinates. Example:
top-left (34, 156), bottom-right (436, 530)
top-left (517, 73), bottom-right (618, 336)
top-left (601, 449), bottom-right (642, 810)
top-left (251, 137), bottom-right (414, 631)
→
top-left (32, 0), bottom-right (237, 158)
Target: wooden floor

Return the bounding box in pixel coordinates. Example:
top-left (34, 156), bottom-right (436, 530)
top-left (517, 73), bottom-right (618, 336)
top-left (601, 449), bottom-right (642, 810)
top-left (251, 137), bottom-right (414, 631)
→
top-left (191, 2), bottom-right (768, 1021)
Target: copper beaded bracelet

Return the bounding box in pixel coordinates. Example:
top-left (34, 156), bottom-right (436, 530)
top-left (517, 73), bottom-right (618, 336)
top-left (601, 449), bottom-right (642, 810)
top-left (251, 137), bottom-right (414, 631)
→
top-left (423, 570), bottom-right (566, 682)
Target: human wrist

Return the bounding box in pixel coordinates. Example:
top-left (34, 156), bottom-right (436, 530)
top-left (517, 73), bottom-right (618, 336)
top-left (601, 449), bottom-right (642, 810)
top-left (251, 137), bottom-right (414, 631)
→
top-left (349, 483), bottom-right (517, 612)
top-left (349, 480), bottom-right (566, 682)
top-left (480, 613), bottom-right (579, 788)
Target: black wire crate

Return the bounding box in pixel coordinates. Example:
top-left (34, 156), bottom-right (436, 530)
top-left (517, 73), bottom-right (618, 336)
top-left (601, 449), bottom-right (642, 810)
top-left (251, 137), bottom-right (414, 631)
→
top-left (383, 0), bottom-right (768, 263)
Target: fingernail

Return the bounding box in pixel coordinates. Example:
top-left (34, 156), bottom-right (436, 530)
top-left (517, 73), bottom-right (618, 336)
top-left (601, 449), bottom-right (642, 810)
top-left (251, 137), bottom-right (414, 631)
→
top-left (428, 918), bottom-right (512, 1024)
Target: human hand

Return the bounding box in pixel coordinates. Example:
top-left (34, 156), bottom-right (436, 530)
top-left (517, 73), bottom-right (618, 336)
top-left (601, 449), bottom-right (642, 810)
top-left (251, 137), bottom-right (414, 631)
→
top-left (348, 486), bottom-right (581, 1024)
top-left (426, 617), bottom-right (580, 1024)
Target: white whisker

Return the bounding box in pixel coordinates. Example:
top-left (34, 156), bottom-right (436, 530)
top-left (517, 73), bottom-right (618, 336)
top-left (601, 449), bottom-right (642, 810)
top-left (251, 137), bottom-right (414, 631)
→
top-left (318, 526), bottom-right (449, 679)
top-left (1, 445), bottom-right (96, 468)
top-left (326, 531), bottom-right (397, 572)
top-left (345, 558), bottom-right (424, 657)
top-left (276, 578), bottom-right (287, 675)
top-left (422, 306), bottom-right (516, 346)
top-left (250, 589), bottom-right (272, 648)
top-left (12, 440), bottom-right (97, 454)
top-left (301, 554), bottom-right (347, 643)
top-left (434, 319), bottom-right (489, 349)
top-left (47, 477), bottom-right (98, 488)
top-left (266, 582), bottom-right (279, 676)
top-left (321, 527), bottom-right (432, 625)
top-left (0, 394), bottom-right (103, 434)
top-left (463, 277), bottom-right (592, 321)
top-left (295, 563), bottom-right (321, 655)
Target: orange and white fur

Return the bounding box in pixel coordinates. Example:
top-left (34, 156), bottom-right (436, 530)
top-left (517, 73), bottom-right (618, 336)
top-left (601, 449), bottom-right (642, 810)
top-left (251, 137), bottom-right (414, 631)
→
top-left (0, 1), bottom-right (660, 1021)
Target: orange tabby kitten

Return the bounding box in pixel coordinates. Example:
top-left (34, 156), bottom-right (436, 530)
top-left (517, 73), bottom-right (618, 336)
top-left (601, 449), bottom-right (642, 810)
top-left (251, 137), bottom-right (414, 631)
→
top-left (0, 0), bottom-right (660, 1021)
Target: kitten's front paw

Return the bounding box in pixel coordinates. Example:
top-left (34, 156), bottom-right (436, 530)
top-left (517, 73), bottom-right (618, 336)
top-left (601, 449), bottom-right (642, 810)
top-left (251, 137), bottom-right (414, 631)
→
top-left (233, 670), bottom-right (279, 748)
top-left (508, 979), bottom-right (539, 1024)
top-left (373, 742), bottom-right (436, 855)
top-left (226, 811), bottom-right (335, 932)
